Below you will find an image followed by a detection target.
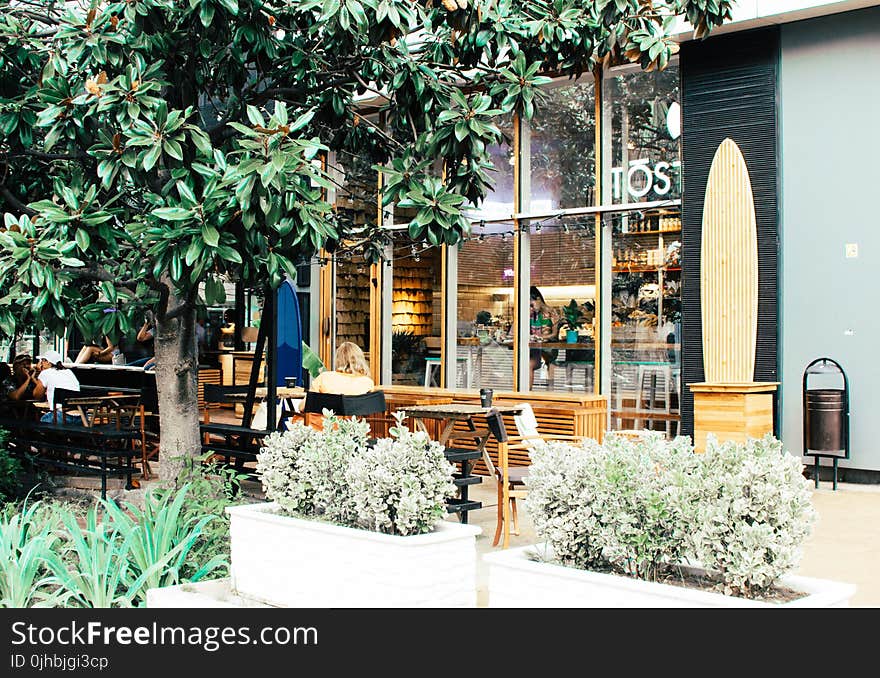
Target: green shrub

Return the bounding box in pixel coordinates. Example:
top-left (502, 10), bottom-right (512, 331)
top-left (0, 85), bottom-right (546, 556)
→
top-left (157, 453), bottom-right (249, 580)
top-left (0, 429), bottom-right (24, 503)
top-left (100, 484), bottom-right (227, 605)
top-left (0, 501), bottom-right (70, 608)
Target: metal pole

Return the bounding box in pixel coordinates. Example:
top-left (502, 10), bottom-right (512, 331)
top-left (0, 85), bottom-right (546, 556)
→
top-left (242, 300), bottom-right (268, 429)
top-left (266, 288), bottom-right (277, 431)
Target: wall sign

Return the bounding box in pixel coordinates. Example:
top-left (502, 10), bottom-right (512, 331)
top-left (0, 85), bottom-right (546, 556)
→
top-left (610, 159), bottom-right (681, 201)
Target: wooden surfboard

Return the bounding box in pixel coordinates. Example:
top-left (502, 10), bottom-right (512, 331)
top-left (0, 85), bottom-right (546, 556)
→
top-left (700, 138), bottom-right (758, 383)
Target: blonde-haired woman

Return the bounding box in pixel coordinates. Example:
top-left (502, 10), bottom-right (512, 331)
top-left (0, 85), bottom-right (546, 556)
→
top-left (309, 341), bottom-right (374, 395)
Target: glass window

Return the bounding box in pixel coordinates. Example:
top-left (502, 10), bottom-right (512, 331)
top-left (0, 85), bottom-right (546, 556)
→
top-left (528, 218), bottom-right (597, 393)
top-left (530, 80), bottom-right (597, 212)
top-left (603, 64), bottom-right (682, 438)
top-left (390, 236), bottom-right (442, 386)
top-left (466, 114), bottom-right (515, 221)
top-left (334, 256), bottom-right (371, 367)
top-left (332, 148), bottom-right (378, 366)
top-left (603, 64), bottom-right (681, 204)
top-left (334, 148), bottom-right (378, 231)
top-left (455, 223), bottom-right (515, 391)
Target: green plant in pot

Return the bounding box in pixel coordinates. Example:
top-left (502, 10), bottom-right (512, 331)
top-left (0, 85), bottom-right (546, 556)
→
top-left (391, 330), bottom-right (426, 376)
top-left (475, 310), bottom-right (493, 326)
top-left (561, 300), bottom-right (587, 343)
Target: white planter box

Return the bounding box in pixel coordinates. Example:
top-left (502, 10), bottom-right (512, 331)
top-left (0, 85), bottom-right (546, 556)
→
top-left (485, 545), bottom-right (856, 608)
top-left (227, 503), bottom-right (481, 608)
top-left (147, 579), bottom-right (270, 608)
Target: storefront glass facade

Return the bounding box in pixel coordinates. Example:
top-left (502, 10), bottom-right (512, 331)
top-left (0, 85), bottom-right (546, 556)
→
top-left (603, 65), bottom-right (682, 436)
top-left (326, 61), bottom-right (683, 437)
top-left (455, 223), bottom-right (515, 391)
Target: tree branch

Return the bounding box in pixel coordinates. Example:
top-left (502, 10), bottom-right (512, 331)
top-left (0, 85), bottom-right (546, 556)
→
top-left (0, 185), bottom-right (37, 217)
top-left (164, 301), bottom-right (194, 321)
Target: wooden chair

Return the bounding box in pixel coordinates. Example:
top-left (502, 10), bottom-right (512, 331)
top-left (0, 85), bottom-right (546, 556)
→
top-left (489, 403), bottom-right (590, 549)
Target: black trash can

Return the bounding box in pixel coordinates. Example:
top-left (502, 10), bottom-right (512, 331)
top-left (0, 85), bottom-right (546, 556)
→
top-left (803, 358), bottom-right (849, 490)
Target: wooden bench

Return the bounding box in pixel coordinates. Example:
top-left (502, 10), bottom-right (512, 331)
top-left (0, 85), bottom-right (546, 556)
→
top-left (200, 421), bottom-right (268, 479)
top-left (1, 390), bottom-right (142, 499)
top-left (68, 365), bottom-right (160, 477)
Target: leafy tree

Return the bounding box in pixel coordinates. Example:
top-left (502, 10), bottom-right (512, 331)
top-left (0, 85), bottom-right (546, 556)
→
top-left (0, 0), bottom-right (732, 479)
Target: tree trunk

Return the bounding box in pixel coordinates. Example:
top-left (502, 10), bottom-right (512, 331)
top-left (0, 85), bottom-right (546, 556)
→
top-left (154, 305), bottom-right (201, 485)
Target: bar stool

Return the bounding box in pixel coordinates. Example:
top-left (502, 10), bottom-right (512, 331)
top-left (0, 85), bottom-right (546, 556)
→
top-left (564, 362), bottom-right (594, 392)
top-left (423, 355), bottom-right (471, 388)
top-left (633, 364), bottom-right (673, 436)
top-left (424, 357), bottom-right (441, 387)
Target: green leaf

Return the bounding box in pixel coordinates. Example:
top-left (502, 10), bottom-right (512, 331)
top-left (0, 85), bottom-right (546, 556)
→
top-left (199, 1), bottom-right (215, 26)
top-left (201, 225), bottom-right (220, 247)
top-left (75, 228), bottom-right (91, 252)
top-left (153, 207), bottom-right (193, 221)
top-left (143, 144), bottom-right (162, 171)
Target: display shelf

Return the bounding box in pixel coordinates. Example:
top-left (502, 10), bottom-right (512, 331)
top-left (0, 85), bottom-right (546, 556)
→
top-left (617, 228), bottom-right (682, 236)
top-left (612, 266), bottom-right (681, 273)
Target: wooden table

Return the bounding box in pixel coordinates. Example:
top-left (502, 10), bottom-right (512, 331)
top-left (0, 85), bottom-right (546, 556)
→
top-left (223, 387), bottom-right (307, 430)
top-left (402, 403), bottom-right (524, 524)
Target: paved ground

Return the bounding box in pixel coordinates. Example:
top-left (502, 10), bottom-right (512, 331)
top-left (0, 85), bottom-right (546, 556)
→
top-left (451, 477), bottom-right (880, 607)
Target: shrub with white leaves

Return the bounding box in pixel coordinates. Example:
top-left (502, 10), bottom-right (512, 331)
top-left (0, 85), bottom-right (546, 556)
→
top-left (346, 413), bottom-right (456, 536)
top-left (525, 431), bottom-right (816, 598)
top-left (257, 412), bottom-right (455, 536)
top-left (687, 434), bottom-right (816, 598)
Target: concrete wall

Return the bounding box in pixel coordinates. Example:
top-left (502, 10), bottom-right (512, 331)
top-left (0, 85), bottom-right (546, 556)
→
top-left (780, 7), bottom-right (880, 471)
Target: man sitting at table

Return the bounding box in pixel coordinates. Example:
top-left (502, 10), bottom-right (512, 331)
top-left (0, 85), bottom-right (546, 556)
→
top-left (6, 353), bottom-right (39, 401)
top-left (32, 350), bottom-right (82, 424)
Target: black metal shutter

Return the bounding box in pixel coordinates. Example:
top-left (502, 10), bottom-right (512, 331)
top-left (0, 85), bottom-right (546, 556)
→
top-left (679, 28), bottom-right (780, 437)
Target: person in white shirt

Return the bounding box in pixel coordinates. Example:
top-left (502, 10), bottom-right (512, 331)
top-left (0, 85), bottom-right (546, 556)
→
top-left (32, 350), bottom-right (82, 424)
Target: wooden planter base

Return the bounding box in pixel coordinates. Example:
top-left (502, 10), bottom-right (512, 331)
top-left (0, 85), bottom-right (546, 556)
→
top-left (689, 382), bottom-right (779, 453)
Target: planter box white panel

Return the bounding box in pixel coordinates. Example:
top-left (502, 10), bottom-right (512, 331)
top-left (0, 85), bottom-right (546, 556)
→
top-left (227, 503), bottom-right (481, 608)
top-left (147, 579), bottom-right (270, 608)
top-left (485, 545), bottom-right (856, 608)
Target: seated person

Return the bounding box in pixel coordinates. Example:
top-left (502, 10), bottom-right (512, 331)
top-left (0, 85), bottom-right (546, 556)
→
top-left (0, 363), bottom-right (15, 413)
top-left (75, 336), bottom-right (117, 364)
top-left (32, 350), bottom-right (82, 424)
top-left (293, 342), bottom-right (373, 414)
top-left (6, 353), bottom-right (39, 401)
top-left (310, 342), bottom-right (374, 395)
top-left (126, 320), bottom-right (155, 368)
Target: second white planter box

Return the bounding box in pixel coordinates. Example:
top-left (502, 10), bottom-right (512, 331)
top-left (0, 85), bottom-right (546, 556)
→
top-left (485, 544), bottom-right (856, 608)
top-left (227, 502), bottom-right (481, 608)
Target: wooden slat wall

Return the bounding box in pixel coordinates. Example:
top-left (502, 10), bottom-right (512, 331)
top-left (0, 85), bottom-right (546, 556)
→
top-left (680, 28), bottom-right (780, 436)
top-left (700, 138), bottom-right (758, 383)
